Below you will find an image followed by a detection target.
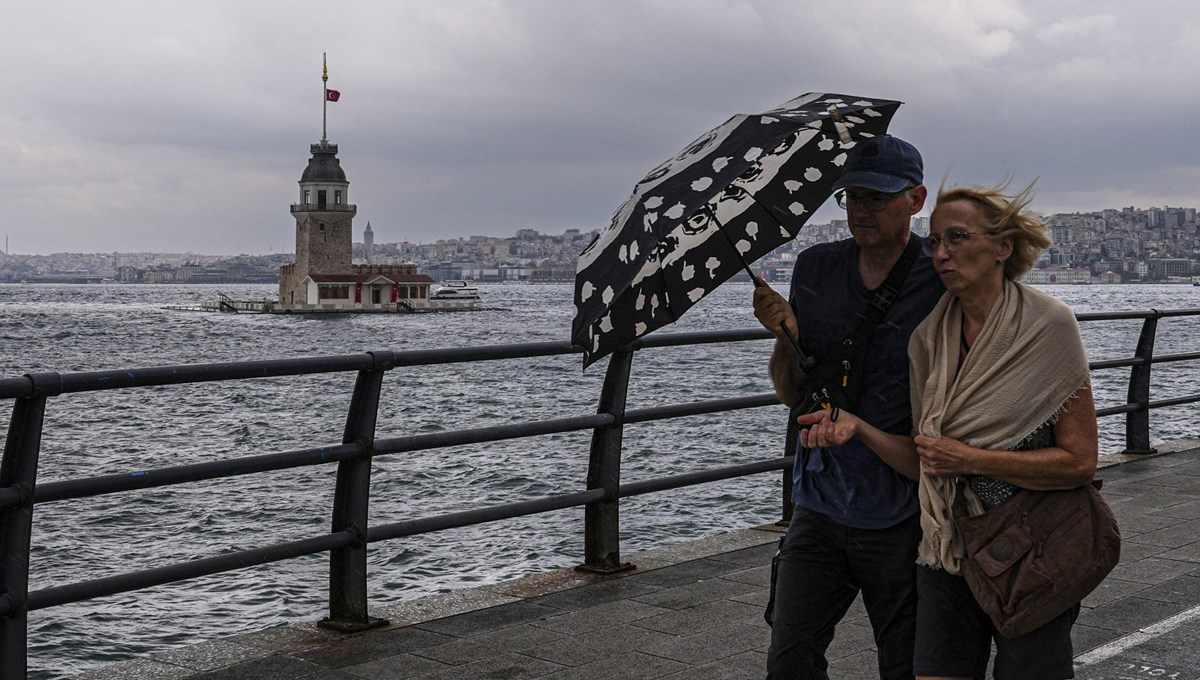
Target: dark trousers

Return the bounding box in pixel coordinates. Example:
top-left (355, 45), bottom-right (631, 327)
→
top-left (766, 508), bottom-right (921, 680)
top-left (914, 565), bottom-right (1078, 679)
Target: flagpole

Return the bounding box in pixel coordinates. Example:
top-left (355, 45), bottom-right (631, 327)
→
top-left (322, 53), bottom-right (328, 143)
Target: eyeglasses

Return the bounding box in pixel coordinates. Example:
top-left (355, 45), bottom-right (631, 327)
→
top-left (834, 189), bottom-right (908, 212)
top-left (921, 229), bottom-right (989, 256)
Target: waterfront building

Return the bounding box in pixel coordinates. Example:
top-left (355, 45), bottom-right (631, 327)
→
top-left (276, 60), bottom-right (435, 312)
top-left (1148, 258), bottom-right (1196, 280)
top-left (1021, 267), bottom-right (1095, 285)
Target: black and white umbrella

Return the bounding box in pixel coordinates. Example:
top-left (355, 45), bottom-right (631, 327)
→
top-left (572, 93), bottom-right (902, 368)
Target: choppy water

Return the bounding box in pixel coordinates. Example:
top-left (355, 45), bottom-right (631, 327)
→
top-left (1, 282), bottom-right (1198, 678)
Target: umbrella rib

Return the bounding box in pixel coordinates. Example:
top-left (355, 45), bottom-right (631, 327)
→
top-left (703, 205), bottom-right (814, 371)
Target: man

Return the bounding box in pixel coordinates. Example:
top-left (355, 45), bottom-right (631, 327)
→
top-left (753, 135), bottom-right (944, 679)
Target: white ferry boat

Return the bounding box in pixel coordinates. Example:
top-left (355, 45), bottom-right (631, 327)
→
top-left (430, 281), bottom-right (481, 302)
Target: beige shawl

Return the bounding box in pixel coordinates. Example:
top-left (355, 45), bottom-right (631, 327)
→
top-left (908, 279), bottom-right (1090, 573)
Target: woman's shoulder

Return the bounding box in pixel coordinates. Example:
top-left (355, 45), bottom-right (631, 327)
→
top-left (1012, 281), bottom-right (1080, 333)
top-left (1014, 281), bottom-right (1074, 315)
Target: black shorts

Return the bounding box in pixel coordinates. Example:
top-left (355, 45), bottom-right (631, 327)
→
top-left (913, 565), bottom-right (1079, 680)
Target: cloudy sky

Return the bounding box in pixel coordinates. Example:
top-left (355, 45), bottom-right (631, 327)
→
top-left (5, 1), bottom-right (1198, 255)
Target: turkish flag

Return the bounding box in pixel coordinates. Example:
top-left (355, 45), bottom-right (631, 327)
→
top-left (326, 89), bottom-right (341, 102)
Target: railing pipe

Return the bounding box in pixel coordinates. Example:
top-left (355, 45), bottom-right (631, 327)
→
top-left (580, 349), bottom-right (635, 574)
top-left (389, 341), bottom-right (576, 366)
top-left (0, 414), bottom-right (618, 511)
top-left (23, 443), bottom-right (365, 506)
top-left (0, 343), bottom-right (583, 400)
top-left (25, 532), bottom-right (356, 612)
top-left (368, 489), bottom-right (604, 542)
top-left (620, 457), bottom-right (794, 497)
top-left (1095, 404), bottom-right (1140, 418)
top-left (0, 355), bottom-right (378, 398)
top-left (623, 393), bottom-right (780, 424)
top-left (1149, 394), bottom-right (1200, 410)
top-left (635, 327), bottom-right (772, 348)
top-left (372, 414), bottom-right (614, 455)
top-left (321, 352), bottom-right (392, 632)
top-left (1124, 312), bottom-right (1159, 454)
top-left (1152, 351), bottom-right (1200, 364)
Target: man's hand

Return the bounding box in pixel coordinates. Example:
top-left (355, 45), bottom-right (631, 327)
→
top-left (753, 277), bottom-right (798, 341)
top-left (797, 408), bottom-right (861, 449)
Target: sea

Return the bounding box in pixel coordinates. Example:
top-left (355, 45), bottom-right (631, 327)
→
top-left (1, 281), bottom-right (1199, 678)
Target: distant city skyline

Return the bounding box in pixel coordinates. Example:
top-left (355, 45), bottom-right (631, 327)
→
top-left (4, 201), bottom-right (1196, 264)
top-left (4, 198), bottom-right (1200, 257)
top-left (6, 2), bottom-right (1200, 255)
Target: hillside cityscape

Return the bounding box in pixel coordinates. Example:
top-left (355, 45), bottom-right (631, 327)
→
top-left (3, 204), bottom-right (1200, 285)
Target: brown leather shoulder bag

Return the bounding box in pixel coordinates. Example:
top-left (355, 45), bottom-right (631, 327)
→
top-left (955, 480), bottom-right (1121, 638)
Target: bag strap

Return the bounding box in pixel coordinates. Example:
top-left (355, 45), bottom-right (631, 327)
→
top-left (830, 232), bottom-right (923, 406)
top-left (846, 232), bottom-right (922, 349)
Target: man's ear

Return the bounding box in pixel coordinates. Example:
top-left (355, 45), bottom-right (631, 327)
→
top-left (908, 185), bottom-right (928, 215)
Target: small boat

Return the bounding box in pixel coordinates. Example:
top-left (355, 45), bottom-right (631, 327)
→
top-left (431, 281), bottom-right (481, 301)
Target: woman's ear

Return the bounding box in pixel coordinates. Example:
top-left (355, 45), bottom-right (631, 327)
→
top-left (997, 235), bottom-right (1014, 263)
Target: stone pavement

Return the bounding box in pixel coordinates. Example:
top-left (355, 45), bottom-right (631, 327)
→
top-left (75, 439), bottom-right (1200, 680)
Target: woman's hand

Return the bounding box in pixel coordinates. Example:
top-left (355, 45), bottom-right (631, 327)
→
top-left (797, 408), bottom-right (861, 449)
top-left (914, 434), bottom-right (975, 477)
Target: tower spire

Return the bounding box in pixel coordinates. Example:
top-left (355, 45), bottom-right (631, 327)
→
top-left (322, 53), bottom-right (329, 143)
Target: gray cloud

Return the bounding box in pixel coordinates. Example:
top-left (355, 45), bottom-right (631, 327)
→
top-left (3, 0), bottom-right (1199, 254)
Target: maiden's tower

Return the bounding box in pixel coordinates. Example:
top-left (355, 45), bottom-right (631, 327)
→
top-left (276, 56), bottom-right (436, 312)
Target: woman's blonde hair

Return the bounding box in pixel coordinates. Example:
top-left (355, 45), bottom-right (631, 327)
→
top-left (935, 180), bottom-right (1051, 280)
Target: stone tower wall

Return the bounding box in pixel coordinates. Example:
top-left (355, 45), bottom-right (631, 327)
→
top-left (297, 212), bottom-right (355, 273)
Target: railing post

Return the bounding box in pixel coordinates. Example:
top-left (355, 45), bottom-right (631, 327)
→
top-left (0, 374), bottom-right (57, 680)
top-left (1124, 313), bottom-right (1159, 455)
top-left (319, 353), bottom-right (392, 632)
top-left (579, 349), bottom-right (635, 574)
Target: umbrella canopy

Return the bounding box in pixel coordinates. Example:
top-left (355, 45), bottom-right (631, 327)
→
top-left (572, 93), bottom-right (902, 368)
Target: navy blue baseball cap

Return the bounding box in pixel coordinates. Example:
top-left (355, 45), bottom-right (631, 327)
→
top-left (832, 135), bottom-right (924, 193)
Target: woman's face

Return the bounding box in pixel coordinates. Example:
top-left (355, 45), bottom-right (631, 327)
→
top-left (927, 199), bottom-right (1013, 297)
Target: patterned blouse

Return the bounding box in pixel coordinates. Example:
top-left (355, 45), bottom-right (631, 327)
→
top-left (967, 419), bottom-right (1056, 511)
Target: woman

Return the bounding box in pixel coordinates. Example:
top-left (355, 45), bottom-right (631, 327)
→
top-left (798, 181), bottom-right (1097, 679)
top-left (911, 182), bottom-right (1097, 680)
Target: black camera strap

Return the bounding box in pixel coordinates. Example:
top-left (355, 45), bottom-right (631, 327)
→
top-left (833, 231), bottom-right (923, 407)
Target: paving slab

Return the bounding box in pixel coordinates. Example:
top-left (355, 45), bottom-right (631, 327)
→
top-left (71, 444), bottom-right (1200, 680)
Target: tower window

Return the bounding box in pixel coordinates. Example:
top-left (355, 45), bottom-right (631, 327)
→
top-left (304, 189), bottom-right (311, 204)
top-left (335, 190), bottom-right (342, 206)
top-left (318, 190), bottom-right (327, 209)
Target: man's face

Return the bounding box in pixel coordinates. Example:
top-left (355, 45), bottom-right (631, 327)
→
top-left (842, 186), bottom-right (925, 250)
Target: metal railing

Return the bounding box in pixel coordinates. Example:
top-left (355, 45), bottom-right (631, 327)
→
top-left (1, 309), bottom-right (1199, 677)
top-left (288, 203), bottom-right (358, 214)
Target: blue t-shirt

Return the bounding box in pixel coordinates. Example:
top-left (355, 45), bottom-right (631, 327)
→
top-left (788, 237), bottom-right (944, 529)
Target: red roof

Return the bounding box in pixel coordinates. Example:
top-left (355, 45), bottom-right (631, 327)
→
top-left (305, 273), bottom-right (434, 284)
